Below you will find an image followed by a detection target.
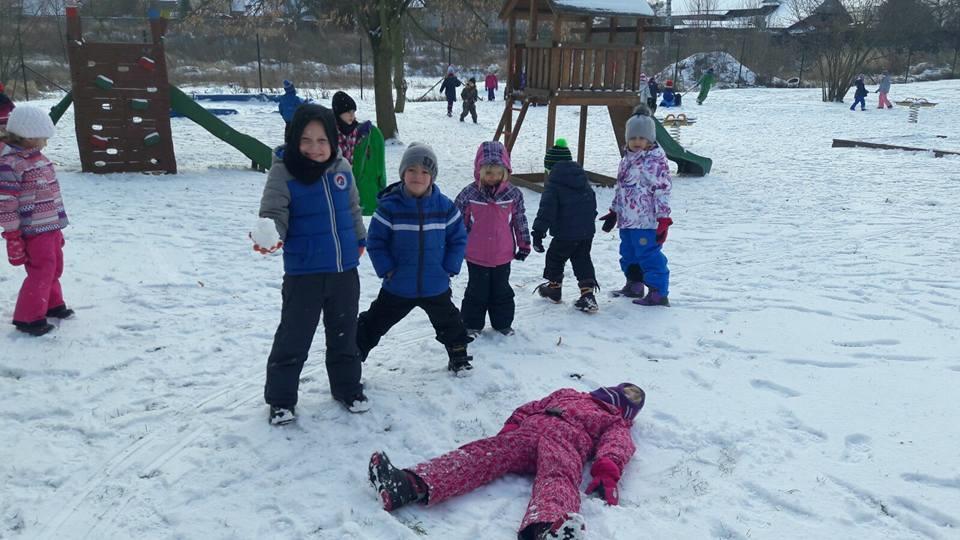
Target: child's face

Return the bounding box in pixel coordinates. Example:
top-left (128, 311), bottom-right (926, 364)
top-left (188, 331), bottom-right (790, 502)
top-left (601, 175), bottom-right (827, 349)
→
top-left (480, 165), bottom-right (506, 187)
top-left (628, 137), bottom-right (651, 152)
top-left (21, 138), bottom-right (48, 150)
top-left (339, 111), bottom-right (356, 125)
top-left (299, 120), bottom-right (332, 162)
top-left (403, 165), bottom-right (433, 197)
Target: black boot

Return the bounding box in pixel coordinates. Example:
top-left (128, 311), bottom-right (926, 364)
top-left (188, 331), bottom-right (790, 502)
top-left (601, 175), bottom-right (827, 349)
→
top-left (369, 451), bottom-right (426, 511)
top-left (573, 281), bottom-right (599, 313)
top-left (46, 305), bottom-right (75, 319)
top-left (13, 319), bottom-right (55, 337)
top-left (534, 281), bottom-right (562, 303)
top-left (268, 405), bottom-right (296, 426)
top-left (446, 344), bottom-right (473, 374)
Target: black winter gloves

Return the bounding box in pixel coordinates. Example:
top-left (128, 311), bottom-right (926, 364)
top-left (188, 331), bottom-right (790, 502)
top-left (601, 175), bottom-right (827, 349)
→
top-left (599, 211), bottom-right (617, 233)
top-left (532, 231), bottom-right (545, 253)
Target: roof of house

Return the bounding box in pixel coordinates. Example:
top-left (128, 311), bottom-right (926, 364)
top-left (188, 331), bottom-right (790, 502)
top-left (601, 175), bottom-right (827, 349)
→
top-left (500, 0), bottom-right (655, 20)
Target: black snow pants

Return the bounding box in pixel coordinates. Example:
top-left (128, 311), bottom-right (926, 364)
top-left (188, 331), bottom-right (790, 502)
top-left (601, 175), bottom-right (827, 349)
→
top-left (543, 238), bottom-right (597, 286)
top-left (461, 261), bottom-right (514, 331)
top-left (357, 288), bottom-right (470, 358)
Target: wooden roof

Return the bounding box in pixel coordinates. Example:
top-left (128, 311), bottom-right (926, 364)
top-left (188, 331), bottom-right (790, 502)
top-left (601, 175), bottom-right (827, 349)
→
top-left (500, 0), bottom-right (655, 20)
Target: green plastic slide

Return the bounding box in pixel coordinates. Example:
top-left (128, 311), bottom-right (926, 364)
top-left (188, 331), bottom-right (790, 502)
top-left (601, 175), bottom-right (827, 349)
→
top-left (654, 118), bottom-right (712, 176)
top-left (49, 92), bottom-right (74, 125)
top-left (168, 85), bottom-right (272, 170)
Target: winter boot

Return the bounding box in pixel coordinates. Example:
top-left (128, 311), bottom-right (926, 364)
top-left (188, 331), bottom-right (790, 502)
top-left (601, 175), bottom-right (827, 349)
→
top-left (369, 451), bottom-right (427, 511)
top-left (532, 513), bottom-right (587, 540)
top-left (573, 282), bottom-right (599, 314)
top-left (46, 305), bottom-right (75, 319)
top-left (268, 405), bottom-right (296, 426)
top-left (534, 281), bottom-right (562, 303)
top-left (495, 327), bottom-right (515, 336)
top-left (446, 344), bottom-right (474, 375)
top-left (466, 328), bottom-right (483, 339)
top-left (335, 390), bottom-right (371, 414)
top-left (612, 281), bottom-right (645, 298)
top-left (633, 288), bottom-right (670, 307)
top-left (13, 319), bottom-right (55, 337)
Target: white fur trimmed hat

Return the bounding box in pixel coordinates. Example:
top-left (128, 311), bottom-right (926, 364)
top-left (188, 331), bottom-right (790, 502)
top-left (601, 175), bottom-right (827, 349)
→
top-left (6, 106), bottom-right (56, 139)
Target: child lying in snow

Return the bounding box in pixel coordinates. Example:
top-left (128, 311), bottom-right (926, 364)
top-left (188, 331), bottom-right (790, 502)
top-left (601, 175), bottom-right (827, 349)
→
top-left (368, 383), bottom-right (645, 540)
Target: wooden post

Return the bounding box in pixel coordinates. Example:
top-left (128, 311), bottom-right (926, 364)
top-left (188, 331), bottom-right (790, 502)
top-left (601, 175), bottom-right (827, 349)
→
top-left (507, 15), bottom-right (517, 97)
top-left (577, 105), bottom-right (588, 164)
top-left (529, 0), bottom-right (539, 41)
top-left (546, 100), bottom-right (558, 156)
top-left (550, 14), bottom-right (563, 92)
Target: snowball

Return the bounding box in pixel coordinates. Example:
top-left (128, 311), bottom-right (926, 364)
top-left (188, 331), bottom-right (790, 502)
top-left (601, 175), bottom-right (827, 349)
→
top-left (251, 217), bottom-right (280, 247)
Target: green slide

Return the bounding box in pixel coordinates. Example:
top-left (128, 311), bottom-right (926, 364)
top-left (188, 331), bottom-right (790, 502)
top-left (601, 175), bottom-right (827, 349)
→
top-left (169, 85), bottom-right (272, 170)
top-left (49, 92), bottom-right (74, 125)
top-left (655, 118), bottom-right (712, 176)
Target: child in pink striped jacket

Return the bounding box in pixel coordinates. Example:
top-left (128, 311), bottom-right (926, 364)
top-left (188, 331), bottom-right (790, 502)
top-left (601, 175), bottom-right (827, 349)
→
top-left (1, 106), bottom-right (72, 336)
top-left (453, 141), bottom-right (531, 337)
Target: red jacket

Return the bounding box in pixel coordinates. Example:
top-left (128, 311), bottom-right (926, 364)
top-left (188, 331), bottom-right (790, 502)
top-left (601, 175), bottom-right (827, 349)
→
top-left (485, 73), bottom-right (498, 90)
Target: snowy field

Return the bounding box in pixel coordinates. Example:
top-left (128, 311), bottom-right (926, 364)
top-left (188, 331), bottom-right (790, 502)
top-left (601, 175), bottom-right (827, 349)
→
top-left (2, 80), bottom-right (959, 539)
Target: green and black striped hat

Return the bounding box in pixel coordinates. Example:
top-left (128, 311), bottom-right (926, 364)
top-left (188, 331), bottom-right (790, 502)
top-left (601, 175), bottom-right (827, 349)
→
top-left (544, 138), bottom-right (573, 171)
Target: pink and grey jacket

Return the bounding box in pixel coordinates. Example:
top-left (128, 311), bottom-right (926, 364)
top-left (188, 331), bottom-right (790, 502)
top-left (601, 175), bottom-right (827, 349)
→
top-left (0, 142), bottom-right (68, 237)
top-left (454, 142), bottom-right (531, 268)
top-left (612, 144), bottom-right (672, 230)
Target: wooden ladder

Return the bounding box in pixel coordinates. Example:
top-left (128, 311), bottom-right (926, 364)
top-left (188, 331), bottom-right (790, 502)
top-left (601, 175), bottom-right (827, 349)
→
top-left (494, 98), bottom-right (531, 153)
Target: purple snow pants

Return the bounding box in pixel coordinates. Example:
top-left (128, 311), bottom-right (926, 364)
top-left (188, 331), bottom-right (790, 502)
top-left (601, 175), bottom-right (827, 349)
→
top-left (411, 418), bottom-right (589, 533)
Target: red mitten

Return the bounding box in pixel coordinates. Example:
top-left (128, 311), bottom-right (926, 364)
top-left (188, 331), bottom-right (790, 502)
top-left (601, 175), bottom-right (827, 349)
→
top-left (585, 457), bottom-right (622, 505)
top-left (248, 232), bottom-right (283, 254)
top-left (2, 231), bottom-right (26, 266)
top-left (655, 217), bottom-right (673, 245)
top-left (497, 423), bottom-right (519, 436)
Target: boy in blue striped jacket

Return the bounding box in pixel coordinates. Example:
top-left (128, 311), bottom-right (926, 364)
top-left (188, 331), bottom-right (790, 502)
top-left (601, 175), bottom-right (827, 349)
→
top-left (357, 143), bottom-right (474, 374)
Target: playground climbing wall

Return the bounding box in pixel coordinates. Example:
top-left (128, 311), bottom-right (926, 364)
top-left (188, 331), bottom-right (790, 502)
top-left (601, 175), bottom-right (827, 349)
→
top-left (66, 3), bottom-right (176, 173)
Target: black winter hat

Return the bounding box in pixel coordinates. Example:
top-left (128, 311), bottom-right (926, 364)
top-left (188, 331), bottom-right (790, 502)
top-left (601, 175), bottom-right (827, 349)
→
top-left (332, 91), bottom-right (357, 116)
top-left (544, 138), bottom-right (573, 171)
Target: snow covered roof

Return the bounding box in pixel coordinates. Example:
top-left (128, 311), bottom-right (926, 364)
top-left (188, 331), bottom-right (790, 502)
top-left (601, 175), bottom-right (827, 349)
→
top-left (500, 0), bottom-right (655, 20)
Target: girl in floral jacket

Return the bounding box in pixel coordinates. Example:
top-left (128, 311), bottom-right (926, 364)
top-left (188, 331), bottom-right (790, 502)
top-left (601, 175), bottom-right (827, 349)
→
top-left (0, 106), bottom-right (72, 336)
top-left (368, 382), bottom-right (645, 540)
top-left (453, 141), bottom-right (530, 336)
top-left (600, 104), bottom-right (672, 306)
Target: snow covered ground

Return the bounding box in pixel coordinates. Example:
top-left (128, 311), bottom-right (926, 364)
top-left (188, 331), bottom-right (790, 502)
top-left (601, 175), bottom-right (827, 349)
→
top-left (2, 80), bottom-right (959, 539)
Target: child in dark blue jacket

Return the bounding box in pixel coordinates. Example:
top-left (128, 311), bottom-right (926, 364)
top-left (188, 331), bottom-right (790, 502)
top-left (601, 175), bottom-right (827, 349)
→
top-left (531, 139), bottom-right (599, 314)
top-left (357, 143), bottom-right (474, 374)
top-left (257, 104), bottom-right (368, 425)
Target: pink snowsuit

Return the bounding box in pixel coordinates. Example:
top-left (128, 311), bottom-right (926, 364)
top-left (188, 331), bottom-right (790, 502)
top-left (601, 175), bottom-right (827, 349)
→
top-left (0, 142), bottom-right (69, 324)
top-left (411, 388), bottom-right (636, 533)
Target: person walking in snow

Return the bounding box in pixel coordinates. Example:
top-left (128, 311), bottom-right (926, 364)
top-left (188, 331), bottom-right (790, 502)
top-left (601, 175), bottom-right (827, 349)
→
top-left (696, 68), bottom-right (716, 105)
top-left (659, 79), bottom-right (678, 108)
top-left (850, 75), bottom-right (868, 111)
top-left (278, 79), bottom-right (308, 127)
top-left (453, 141), bottom-right (530, 338)
top-left (459, 77), bottom-right (479, 123)
top-left (439, 66), bottom-right (463, 118)
top-left (255, 104), bottom-right (368, 425)
top-left (0, 82), bottom-right (15, 132)
top-left (876, 71), bottom-right (893, 109)
top-left (531, 139), bottom-right (600, 313)
top-left (639, 73), bottom-right (653, 111)
top-left (485, 70), bottom-right (499, 101)
top-left (368, 382), bottom-right (646, 540)
top-left (647, 75), bottom-right (660, 113)
top-left (600, 105), bottom-right (672, 307)
top-left (332, 90), bottom-right (386, 216)
top-left (356, 143), bottom-right (474, 374)
top-left (1, 106), bottom-right (73, 337)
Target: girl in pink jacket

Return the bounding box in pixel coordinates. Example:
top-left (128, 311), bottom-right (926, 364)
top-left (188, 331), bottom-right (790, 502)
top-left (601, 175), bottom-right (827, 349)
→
top-left (0, 106), bottom-right (72, 336)
top-left (369, 382), bottom-right (644, 540)
top-left (453, 141), bottom-right (530, 337)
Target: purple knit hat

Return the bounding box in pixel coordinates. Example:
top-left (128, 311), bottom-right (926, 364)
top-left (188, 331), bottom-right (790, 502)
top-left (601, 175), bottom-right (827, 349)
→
top-left (473, 140), bottom-right (512, 183)
top-left (590, 383), bottom-right (645, 421)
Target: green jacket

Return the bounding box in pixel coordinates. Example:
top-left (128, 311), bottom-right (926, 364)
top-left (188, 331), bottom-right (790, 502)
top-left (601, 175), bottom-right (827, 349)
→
top-left (352, 125), bottom-right (386, 216)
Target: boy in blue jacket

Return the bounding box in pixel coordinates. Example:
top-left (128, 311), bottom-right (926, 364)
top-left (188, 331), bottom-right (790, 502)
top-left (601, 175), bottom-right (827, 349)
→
top-left (257, 104), bottom-right (368, 425)
top-left (358, 143), bottom-right (474, 374)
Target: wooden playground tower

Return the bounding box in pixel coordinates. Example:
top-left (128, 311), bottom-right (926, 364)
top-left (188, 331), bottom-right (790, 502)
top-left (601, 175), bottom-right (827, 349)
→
top-left (65, 1), bottom-right (177, 173)
top-left (494, 0), bottom-right (654, 190)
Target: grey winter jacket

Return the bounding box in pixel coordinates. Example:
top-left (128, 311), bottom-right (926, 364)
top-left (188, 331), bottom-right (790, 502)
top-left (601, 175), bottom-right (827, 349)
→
top-left (878, 74), bottom-right (891, 93)
top-left (259, 149), bottom-right (366, 243)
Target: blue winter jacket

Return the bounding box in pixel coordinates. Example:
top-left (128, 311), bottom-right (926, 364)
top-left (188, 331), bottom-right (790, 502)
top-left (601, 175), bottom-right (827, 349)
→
top-left (259, 148), bottom-right (367, 276)
top-left (367, 182), bottom-right (467, 298)
top-left (278, 86), bottom-right (305, 124)
top-left (531, 161), bottom-right (597, 241)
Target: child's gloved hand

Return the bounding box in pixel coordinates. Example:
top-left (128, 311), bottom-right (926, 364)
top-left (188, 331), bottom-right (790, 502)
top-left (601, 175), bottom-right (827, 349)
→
top-left (532, 231), bottom-right (545, 253)
top-left (655, 217), bottom-right (673, 245)
top-left (250, 217), bottom-right (283, 255)
top-left (585, 457), bottom-right (622, 505)
top-left (514, 247), bottom-right (530, 261)
top-left (359, 246), bottom-right (366, 258)
top-left (2, 230), bottom-right (27, 266)
top-left (599, 211), bottom-right (617, 233)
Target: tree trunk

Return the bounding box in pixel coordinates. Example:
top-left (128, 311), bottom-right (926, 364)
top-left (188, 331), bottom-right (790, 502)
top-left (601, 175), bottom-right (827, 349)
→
top-left (391, 23), bottom-right (407, 113)
top-left (371, 37), bottom-right (399, 140)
